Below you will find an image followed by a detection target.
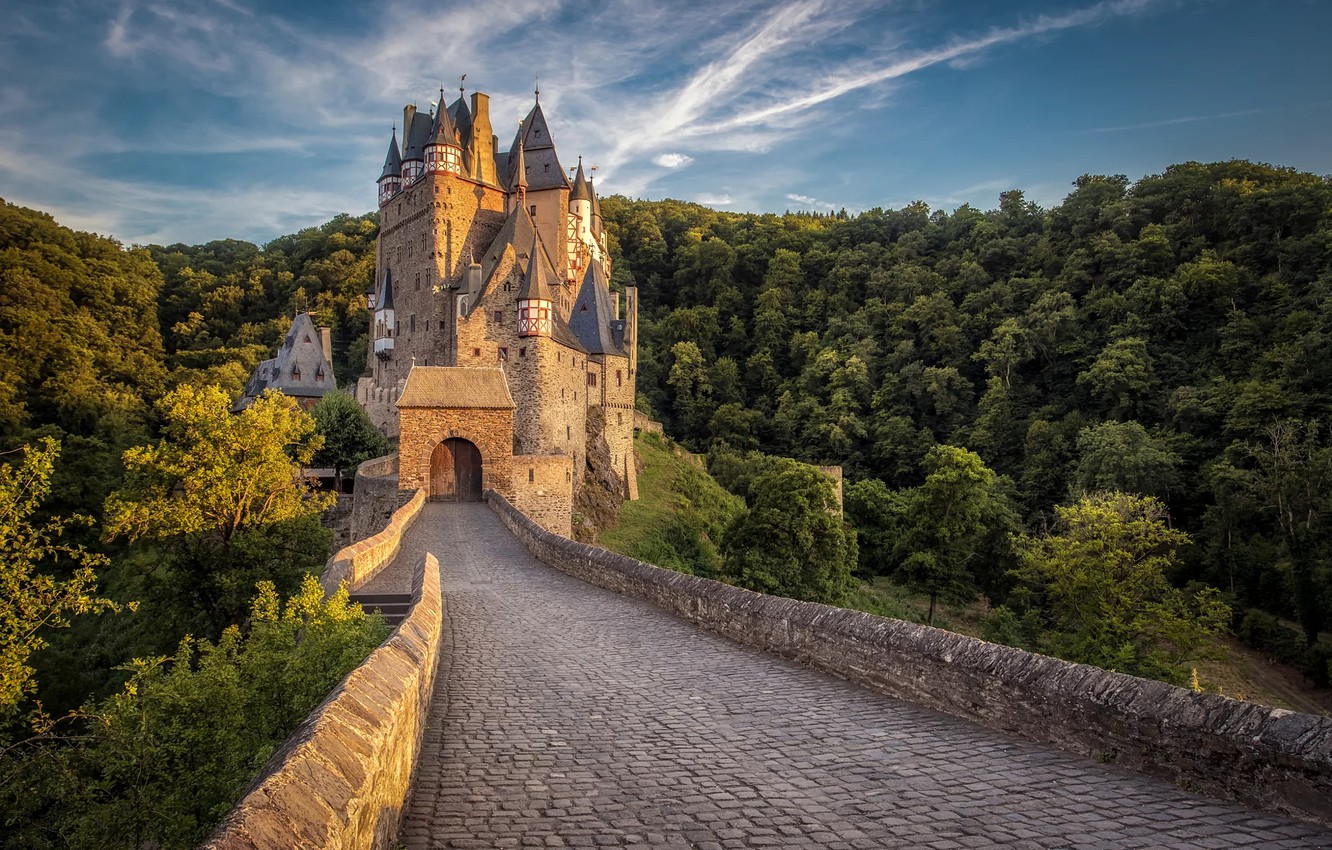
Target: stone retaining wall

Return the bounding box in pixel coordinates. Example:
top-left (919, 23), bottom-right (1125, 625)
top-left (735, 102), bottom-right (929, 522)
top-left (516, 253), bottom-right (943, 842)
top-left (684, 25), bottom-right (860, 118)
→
top-left (203, 549), bottom-right (444, 849)
top-left (486, 490), bottom-right (1332, 827)
top-left (323, 488), bottom-right (425, 596)
top-left (350, 453), bottom-right (407, 542)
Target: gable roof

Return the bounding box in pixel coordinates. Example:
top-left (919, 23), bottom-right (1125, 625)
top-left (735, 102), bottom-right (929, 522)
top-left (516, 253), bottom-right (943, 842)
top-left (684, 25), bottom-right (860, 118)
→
top-left (397, 367), bottom-right (515, 409)
top-left (508, 101), bottom-right (568, 191)
top-left (235, 312), bottom-right (336, 410)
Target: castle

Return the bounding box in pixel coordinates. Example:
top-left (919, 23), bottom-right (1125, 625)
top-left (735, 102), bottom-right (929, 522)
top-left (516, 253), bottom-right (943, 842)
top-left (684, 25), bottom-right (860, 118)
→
top-left (356, 84), bottom-right (638, 533)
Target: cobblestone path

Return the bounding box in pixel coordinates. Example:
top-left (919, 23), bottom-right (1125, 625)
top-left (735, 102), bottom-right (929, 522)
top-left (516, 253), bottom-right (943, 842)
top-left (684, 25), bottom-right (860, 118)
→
top-left (391, 503), bottom-right (1331, 850)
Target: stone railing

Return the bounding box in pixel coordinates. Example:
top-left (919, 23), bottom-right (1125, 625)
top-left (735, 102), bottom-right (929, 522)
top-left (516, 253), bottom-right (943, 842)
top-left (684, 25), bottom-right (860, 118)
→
top-left (350, 453), bottom-right (408, 542)
top-left (203, 548), bottom-right (444, 850)
top-left (321, 487), bottom-right (425, 596)
top-left (486, 490), bottom-right (1332, 827)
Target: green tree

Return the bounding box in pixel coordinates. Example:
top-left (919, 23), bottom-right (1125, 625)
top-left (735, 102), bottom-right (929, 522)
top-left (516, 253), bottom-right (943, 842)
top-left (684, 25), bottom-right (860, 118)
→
top-left (1011, 492), bottom-right (1230, 683)
top-left (897, 445), bottom-right (1009, 625)
top-left (722, 459), bottom-right (855, 604)
top-left (311, 388), bottom-right (390, 482)
top-left (0, 438), bottom-right (115, 719)
top-left (1073, 420), bottom-right (1180, 498)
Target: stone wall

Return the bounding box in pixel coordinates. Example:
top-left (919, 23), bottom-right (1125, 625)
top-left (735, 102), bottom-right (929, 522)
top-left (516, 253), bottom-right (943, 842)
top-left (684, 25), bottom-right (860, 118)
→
top-left (632, 410), bottom-right (663, 435)
top-left (322, 488), bottom-right (425, 596)
top-left (203, 549), bottom-right (443, 850)
top-left (397, 406), bottom-right (514, 500)
top-left (486, 490), bottom-right (1332, 827)
top-left (512, 453), bottom-right (573, 537)
top-left (350, 454), bottom-right (408, 542)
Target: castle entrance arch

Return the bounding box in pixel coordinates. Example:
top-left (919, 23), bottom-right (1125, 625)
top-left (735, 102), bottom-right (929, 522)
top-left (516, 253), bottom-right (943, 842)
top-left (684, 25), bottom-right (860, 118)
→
top-left (430, 438), bottom-right (483, 502)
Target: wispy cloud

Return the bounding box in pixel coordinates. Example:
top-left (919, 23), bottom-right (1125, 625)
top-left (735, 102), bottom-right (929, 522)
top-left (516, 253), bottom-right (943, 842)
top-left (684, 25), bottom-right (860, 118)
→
top-left (1080, 107), bottom-right (1266, 134)
top-left (696, 193), bottom-right (735, 206)
top-left (653, 153), bottom-right (695, 168)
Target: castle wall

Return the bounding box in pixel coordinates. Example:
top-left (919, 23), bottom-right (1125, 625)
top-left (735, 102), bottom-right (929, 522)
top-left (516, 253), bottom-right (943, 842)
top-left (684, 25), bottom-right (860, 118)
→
top-left (398, 406), bottom-right (514, 501)
top-left (512, 453), bottom-right (573, 537)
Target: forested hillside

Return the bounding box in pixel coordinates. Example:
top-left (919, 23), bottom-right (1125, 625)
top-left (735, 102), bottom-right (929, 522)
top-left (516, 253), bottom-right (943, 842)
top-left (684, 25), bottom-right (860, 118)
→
top-left (601, 161), bottom-right (1332, 682)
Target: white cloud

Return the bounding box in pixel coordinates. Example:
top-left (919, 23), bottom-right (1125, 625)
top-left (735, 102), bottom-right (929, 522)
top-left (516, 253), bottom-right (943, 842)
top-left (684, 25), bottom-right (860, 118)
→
top-left (785, 192), bottom-right (836, 210)
top-left (695, 193), bottom-right (734, 206)
top-left (652, 153), bottom-right (695, 168)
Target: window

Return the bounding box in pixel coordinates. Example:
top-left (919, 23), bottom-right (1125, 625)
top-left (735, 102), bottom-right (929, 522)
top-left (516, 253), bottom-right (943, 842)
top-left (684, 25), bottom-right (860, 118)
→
top-left (530, 205), bottom-right (537, 217)
top-left (415, 273), bottom-right (420, 291)
top-left (410, 315), bottom-right (416, 333)
top-left (587, 372), bottom-right (596, 387)
top-left (292, 366), bottom-right (302, 381)
top-left (499, 347), bottom-right (508, 362)
top-left (544, 163), bottom-right (549, 173)
top-left (617, 412), bottom-right (623, 425)
top-left (316, 367), bottom-right (325, 382)
top-left (566, 426), bottom-right (571, 440)
top-left (519, 347), bottom-right (526, 358)
top-left (303, 334), bottom-right (312, 344)
top-left (494, 310), bottom-right (503, 324)
top-left (473, 347), bottom-right (481, 357)
top-left (528, 468), bottom-right (535, 483)
top-left (616, 370), bottom-right (622, 387)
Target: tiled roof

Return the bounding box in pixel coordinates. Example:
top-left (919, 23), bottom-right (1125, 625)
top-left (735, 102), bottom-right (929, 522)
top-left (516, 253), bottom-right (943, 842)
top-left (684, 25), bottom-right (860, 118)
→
top-left (397, 367), bottom-right (516, 409)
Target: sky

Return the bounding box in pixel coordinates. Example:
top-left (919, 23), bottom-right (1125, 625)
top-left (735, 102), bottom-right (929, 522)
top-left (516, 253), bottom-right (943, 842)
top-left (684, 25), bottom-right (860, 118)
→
top-left (1, 0), bottom-right (1330, 246)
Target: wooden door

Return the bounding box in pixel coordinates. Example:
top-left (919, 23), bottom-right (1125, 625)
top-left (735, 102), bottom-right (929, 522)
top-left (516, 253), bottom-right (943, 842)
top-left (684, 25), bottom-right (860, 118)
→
top-left (452, 439), bottom-right (483, 502)
top-left (429, 441), bottom-right (456, 501)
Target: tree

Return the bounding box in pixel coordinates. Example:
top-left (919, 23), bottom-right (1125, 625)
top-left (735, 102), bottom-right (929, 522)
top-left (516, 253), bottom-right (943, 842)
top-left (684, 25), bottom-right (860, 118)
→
top-left (1073, 420), bottom-right (1180, 498)
top-left (0, 438), bottom-right (115, 719)
top-left (1076, 337), bottom-right (1157, 420)
top-left (1011, 492), bottom-right (1230, 684)
top-left (106, 385), bottom-right (333, 543)
top-left (311, 388), bottom-right (390, 483)
top-left (896, 445), bottom-right (1010, 625)
top-left (104, 386), bottom-right (335, 634)
top-left (722, 459), bottom-right (856, 605)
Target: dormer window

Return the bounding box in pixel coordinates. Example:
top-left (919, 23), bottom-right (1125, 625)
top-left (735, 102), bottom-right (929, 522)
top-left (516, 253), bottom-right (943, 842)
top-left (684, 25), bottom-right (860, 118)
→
top-left (316, 367), bottom-right (325, 382)
top-left (292, 366), bottom-right (302, 381)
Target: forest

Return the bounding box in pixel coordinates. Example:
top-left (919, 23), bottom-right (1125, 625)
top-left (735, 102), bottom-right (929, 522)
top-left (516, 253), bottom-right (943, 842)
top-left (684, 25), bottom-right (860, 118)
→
top-left (1, 156), bottom-right (1331, 842)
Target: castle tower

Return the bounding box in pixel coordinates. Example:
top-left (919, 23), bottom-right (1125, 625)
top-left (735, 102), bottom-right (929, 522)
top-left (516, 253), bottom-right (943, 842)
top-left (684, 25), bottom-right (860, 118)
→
top-left (517, 236), bottom-right (554, 337)
top-left (425, 89), bottom-right (462, 175)
top-left (378, 130), bottom-right (403, 206)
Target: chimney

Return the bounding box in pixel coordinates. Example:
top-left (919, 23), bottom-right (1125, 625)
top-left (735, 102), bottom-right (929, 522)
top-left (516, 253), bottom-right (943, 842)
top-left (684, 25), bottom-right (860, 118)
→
top-left (319, 327), bottom-right (333, 367)
top-left (469, 92), bottom-right (495, 185)
top-left (465, 259), bottom-right (482, 300)
top-left (612, 290), bottom-right (620, 320)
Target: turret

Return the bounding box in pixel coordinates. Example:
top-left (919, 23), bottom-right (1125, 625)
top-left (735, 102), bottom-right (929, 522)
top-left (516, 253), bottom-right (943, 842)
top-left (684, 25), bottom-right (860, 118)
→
top-left (425, 89), bottom-right (462, 175)
top-left (569, 157), bottom-right (593, 242)
top-left (516, 236), bottom-right (554, 338)
top-left (589, 174), bottom-right (604, 241)
top-left (378, 129), bottom-right (403, 206)
top-left (373, 269), bottom-right (396, 357)
top-left (512, 140), bottom-right (528, 204)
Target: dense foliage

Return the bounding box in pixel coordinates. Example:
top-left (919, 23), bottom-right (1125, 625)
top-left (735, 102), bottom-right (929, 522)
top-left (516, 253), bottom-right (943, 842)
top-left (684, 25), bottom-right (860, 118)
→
top-left (602, 161), bottom-right (1332, 680)
top-left (1, 578), bottom-right (387, 850)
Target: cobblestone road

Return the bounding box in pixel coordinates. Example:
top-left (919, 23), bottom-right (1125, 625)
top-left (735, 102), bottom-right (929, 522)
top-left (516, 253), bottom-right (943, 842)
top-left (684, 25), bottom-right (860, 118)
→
top-left (390, 503), bottom-right (1332, 849)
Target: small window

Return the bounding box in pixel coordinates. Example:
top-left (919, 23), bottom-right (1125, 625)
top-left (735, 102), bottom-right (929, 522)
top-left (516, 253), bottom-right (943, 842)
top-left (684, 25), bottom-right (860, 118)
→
top-left (528, 468), bottom-right (535, 483)
top-left (499, 347), bottom-right (508, 362)
top-left (494, 310), bottom-right (503, 324)
top-left (544, 163), bottom-right (549, 173)
top-left (303, 334), bottom-right (312, 344)
top-left (530, 205), bottom-right (537, 217)
top-left (616, 370), bottom-right (622, 387)
top-left (415, 273), bottom-right (420, 291)
top-left (566, 426), bottom-right (571, 440)
top-left (316, 367), bottom-right (325, 382)
top-left (292, 366), bottom-right (301, 381)
top-left (588, 372), bottom-right (596, 387)
top-left (473, 347), bottom-right (481, 357)
top-left (519, 347), bottom-right (526, 358)
top-left (410, 315), bottom-right (416, 333)
top-left (617, 412), bottom-right (623, 425)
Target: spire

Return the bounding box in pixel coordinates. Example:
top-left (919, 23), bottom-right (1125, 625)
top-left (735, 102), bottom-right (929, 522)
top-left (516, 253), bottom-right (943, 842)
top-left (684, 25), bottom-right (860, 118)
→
top-left (517, 234), bottom-right (556, 303)
top-left (570, 157), bottom-right (592, 202)
top-left (589, 173), bottom-right (604, 234)
top-left (430, 87), bottom-right (457, 144)
top-left (378, 268), bottom-right (395, 311)
top-left (513, 138), bottom-right (528, 201)
top-left (379, 128), bottom-right (402, 180)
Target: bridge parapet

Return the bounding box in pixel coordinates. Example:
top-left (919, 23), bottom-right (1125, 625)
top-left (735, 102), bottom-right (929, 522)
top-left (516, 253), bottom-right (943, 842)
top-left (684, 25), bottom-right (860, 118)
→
top-left (486, 489), bottom-right (1332, 827)
top-left (322, 487), bottom-right (425, 596)
top-left (203, 542), bottom-right (443, 849)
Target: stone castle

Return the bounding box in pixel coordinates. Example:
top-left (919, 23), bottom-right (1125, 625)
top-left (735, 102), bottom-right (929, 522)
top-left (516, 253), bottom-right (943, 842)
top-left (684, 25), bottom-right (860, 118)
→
top-left (355, 84), bottom-right (638, 532)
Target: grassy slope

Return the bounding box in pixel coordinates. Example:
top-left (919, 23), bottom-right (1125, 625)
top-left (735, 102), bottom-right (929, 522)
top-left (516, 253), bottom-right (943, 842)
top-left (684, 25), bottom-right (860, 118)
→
top-left (601, 432), bottom-right (1331, 716)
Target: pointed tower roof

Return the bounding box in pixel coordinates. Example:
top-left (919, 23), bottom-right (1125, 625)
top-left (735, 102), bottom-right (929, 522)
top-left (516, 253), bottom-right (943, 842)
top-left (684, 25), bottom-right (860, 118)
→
top-left (512, 139), bottom-right (528, 192)
top-left (377, 268), bottom-right (395, 311)
top-left (570, 157), bottom-right (592, 202)
top-left (517, 235), bottom-right (557, 302)
top-left (508, 99), bottom-right (569, 191)
top-left (379, 129), bottom-right (402, 180)
top-left (568, 262), bottom-right (625, 356)
top-left (589, 175), bottom-right (603, 234)
top-left (430, 90), bottom-right (457, 145)
top-left (452, 94), bottom-right (473, 143)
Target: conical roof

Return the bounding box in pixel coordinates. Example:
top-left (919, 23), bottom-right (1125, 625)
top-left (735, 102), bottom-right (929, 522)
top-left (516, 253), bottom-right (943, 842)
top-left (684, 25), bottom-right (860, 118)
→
top-left (508, 99), bottom-right (568, 191)
top-left (402, 109), bottom-right (430, 162)
top-left (379, 129), bottom-right (402, 180)
top-left (512, 140), bottom-right (528, 190)
top-left (589, 175), bottom-right (603, 234)
top-left (516, 235), bottom-right (557, 302)
top-left (452, 95), bottom-right (473, 143)
top-left (429, 91), bottom-right (457, 146)
top-left (570, 158), bottom-right (592, 202)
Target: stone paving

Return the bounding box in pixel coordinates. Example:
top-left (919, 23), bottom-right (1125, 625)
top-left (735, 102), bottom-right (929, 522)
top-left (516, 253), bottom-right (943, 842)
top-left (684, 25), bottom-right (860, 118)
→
top-left (388, 503), bottom-right (1332, 850)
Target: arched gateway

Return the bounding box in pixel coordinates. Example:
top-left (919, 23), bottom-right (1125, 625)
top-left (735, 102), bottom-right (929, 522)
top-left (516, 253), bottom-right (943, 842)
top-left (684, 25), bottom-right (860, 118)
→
top-left (430, 438), bottom-right (483, 502)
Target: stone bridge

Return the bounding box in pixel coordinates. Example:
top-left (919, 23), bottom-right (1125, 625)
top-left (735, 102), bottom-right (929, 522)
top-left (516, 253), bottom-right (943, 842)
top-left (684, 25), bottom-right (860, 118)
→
top-left (206, 496), bottom-right (1332, 850)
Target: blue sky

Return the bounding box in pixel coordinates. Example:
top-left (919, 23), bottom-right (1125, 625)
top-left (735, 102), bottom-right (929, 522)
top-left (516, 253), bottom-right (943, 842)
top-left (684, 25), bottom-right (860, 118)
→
top-left (1, 0), bottom-right (1329, 246)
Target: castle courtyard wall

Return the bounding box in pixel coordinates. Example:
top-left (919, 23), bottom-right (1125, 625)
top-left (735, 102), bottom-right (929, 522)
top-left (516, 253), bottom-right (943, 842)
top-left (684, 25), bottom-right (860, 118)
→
top-left (398, 406), bottom-right (514, 501)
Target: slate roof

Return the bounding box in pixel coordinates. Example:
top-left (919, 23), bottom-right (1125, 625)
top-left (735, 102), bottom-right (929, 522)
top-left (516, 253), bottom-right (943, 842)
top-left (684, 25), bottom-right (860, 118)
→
top-left (377, 268), bottom-right (395, 311)
top-left (508, 101), bottom-right (568, 191)
top-left (402, 107), bottom-right (431, 162)
top-left (517, 236), bottom-right (558, 302)
top-left (570, 159), bottom-right (592, 202)
top-left (568, 262), bottom-right (626, 356)
top-left (235, 313), bottom-right (336, 410)
top-left (380, 129), bottom-right (402, 180)
top-left (397, 367), bottom-right (515, 409)
top-left (452, 95), bottom-right (473, 145)
top-left (429, 93), bottom-right (458, 146)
